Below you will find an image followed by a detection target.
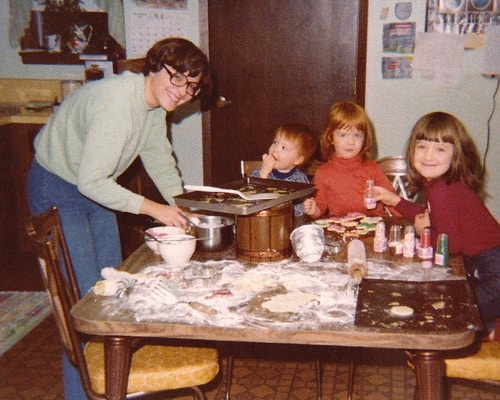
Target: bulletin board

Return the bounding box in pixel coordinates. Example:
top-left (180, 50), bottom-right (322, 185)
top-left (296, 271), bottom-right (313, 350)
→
top-left (123, 0), bottom-right (191, 58)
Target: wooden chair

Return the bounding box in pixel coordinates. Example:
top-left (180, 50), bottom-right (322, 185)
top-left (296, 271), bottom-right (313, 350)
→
top-left (376, 156), bottom-right (414, 200)
top-left (405, 323), bottom-right (500, 400)
top-left (25, 206), bottom-right (219, 400)
top-left (443, 324), bottom-right (500, 394)
top-left (240, 160), bottom-right (262, 178)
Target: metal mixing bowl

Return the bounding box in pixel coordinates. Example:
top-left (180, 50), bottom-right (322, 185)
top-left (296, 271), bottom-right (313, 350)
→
top-left (194, 216), bottom-right (235, 252)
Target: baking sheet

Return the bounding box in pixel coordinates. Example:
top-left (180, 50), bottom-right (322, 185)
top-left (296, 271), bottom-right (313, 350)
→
top-left (354, 279), bottom-right (482, 332)
top-left (174, 178), bottom-right (314, 215)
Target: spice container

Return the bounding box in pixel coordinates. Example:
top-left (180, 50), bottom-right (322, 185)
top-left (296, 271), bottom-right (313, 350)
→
top-left (403, 225), bottom-right (415, 258)
top-left (418, 227), bottom-right (433, 269)
top-left (373, 220), bottom-right (387, 253)
top-left (364, 179), bottom-right (376, 210)
top-left (388, 224), bottom-right (403, 255)
top-left (434, 233), bottom-right (449, 267)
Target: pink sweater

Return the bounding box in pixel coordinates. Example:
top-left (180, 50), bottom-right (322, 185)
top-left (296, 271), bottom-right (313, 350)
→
top-left (313, 155), bottom-right (397, 217)
top-left (395, 178), bottom-right (500, 257)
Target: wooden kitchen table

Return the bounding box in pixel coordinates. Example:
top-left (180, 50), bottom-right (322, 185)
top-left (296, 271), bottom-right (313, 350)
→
top-left (71, 235), bottom-right (482, 400)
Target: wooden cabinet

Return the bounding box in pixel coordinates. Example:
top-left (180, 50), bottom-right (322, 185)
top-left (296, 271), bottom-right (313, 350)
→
top-left (0, 123), bottom-right (160, 259)
top-left (2, 123), bottom-right (43, 253)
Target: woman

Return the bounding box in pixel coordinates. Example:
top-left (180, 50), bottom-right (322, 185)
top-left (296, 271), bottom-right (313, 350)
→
top-left (26, 37), bottom-right (211, 399)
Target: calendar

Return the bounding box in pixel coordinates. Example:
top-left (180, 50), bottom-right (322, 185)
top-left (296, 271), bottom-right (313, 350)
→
top-left (124, 0), bottom-right (190, 58)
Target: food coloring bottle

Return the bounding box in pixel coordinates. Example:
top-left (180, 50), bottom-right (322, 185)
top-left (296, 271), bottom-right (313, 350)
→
top-left (373, 220), bottom-right (387, 252)
top-left (418, 227), bottom-right (433, 269)
top-left (364, 179), bottom-right (376, 210)
top-left (434, 233), bottom-right (449, 267)
top-left (403, 225), bottom-right (415, 258)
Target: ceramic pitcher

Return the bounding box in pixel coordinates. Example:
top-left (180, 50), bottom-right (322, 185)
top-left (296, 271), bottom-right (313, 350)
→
top-left (66, 24), bottom-right (93, 54)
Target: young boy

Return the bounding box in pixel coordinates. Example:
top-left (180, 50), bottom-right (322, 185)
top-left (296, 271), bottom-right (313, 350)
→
top-left (251, 123), bottom-right (318, 225)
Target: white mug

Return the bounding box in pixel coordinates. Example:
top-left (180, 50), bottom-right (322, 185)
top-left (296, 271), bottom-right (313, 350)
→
top-left (45, 34), bottom-right (61, 53)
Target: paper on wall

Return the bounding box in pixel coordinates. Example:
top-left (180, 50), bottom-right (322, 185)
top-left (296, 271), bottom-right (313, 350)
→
top-left (413, 32), bottom-right (465, 87)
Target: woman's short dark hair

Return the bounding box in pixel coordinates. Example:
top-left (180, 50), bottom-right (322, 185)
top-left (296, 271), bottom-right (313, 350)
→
top-left (143, 37), bottom-right (212, 98)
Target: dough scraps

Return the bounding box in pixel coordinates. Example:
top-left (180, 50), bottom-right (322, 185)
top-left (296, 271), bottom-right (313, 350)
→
top-left (262, 292), bottom-right (317, 313)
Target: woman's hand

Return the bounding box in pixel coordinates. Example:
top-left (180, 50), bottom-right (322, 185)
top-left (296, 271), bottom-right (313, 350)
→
top-left (140, 199), bottom-right (187, 227)
top-left (373, 186), bottom-right (402, 207)
top-left (259, 153), bottom-right (276, 178)
top-left (303, 198), bottom-right (321, 219)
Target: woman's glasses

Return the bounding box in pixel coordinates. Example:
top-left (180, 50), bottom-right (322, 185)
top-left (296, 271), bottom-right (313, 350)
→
top-left (163, 65), bottom-right (201, 97)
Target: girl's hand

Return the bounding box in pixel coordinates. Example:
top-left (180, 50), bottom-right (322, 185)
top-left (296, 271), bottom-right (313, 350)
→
top-left (260, 153), bottom-right (276, 178)
top-left (373, 186), bottom-right (401, 207)
top-left (303, 198), bottom-right (320, 218)
top-left (414, 210), bottom-right (430, 236)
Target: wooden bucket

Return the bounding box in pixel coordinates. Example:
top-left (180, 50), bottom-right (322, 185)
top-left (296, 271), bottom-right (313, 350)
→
top-left (236, 202), bottom-right (292, 262)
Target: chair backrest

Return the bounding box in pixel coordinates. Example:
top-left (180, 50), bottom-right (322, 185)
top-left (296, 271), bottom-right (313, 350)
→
top-left (24, 207), bottom-right (102, 400)
top-left (240, 160), bottom-right (262, 177)
top-left (376, 156), bottom-right (413, 200)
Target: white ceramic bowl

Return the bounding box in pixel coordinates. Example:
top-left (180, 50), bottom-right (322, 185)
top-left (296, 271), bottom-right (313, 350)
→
top-left (158, 234), bottom-right (196, 265)
top-left (144, 226), bottom-right (186, 254)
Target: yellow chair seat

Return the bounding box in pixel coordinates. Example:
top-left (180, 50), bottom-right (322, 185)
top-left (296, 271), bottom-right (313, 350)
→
top-left (85, 341), bottom-right (219, 394)
top-left (445, 341), bottom-right (500, 381)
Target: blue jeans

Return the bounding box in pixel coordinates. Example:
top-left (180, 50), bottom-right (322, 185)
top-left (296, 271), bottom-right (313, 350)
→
top-left (463, 246), bottom-right (500, 334)
top-left (27, 160), bottom-right (123, 399)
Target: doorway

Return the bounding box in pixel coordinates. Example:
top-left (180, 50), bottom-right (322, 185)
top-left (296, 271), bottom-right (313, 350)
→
top-left (199, 0), bottom-right (368, 185)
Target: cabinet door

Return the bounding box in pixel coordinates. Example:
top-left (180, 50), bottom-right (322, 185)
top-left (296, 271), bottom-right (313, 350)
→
top-left (7, 124), bottom-right (43, 253)
top-left (201, 0), bottom-right (367, 185)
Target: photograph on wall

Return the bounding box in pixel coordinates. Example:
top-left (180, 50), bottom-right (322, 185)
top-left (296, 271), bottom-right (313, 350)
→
top-left (383, 22), bottom-right (416, 53)
top-left (382, 56), bottom-right (413, 79)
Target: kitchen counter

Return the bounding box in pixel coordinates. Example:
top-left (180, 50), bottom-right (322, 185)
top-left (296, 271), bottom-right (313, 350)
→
top-left (0, 78), bottom-right (61, 126)
top-left (0, 109), bottom-right (51, 126)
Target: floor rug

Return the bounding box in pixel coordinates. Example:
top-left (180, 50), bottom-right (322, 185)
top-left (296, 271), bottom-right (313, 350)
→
top-left (0, 291), bottom-right (51, 357)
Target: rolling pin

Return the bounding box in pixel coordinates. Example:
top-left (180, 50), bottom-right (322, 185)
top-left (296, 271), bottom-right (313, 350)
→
top-left (347, 239), bottom-right (368, 282)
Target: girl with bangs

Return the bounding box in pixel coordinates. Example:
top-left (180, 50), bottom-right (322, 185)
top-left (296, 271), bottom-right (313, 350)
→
top-left (304, 101), bottom-right (398, 218)
top-left (375, 111), bottom-right (500, 337)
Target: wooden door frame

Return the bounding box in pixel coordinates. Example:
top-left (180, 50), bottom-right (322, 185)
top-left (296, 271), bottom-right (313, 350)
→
top-left (198, 0), bottom-right (368, 185)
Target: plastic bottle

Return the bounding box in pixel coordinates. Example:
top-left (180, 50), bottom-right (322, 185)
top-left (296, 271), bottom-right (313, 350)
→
top-left (434, 233), bottom-right (449, 267)
top-left (388, 225), bottom-right (403, 255)
top-left (418, 227), bottom-right (433, 269)
top-left (364, 179), bottom-right (376, 210)
top-left (373, 220), bottom-right (387, 252)
top-left (403, 225), bottom-right (415, 258)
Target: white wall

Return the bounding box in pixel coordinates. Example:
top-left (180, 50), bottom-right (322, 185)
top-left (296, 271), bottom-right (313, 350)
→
top-left (1, 0), bottom-right (499, 219)
top-left (0, 0), bottom-right (204, 186)
top-left (365, 0), bottom-right (500, 219)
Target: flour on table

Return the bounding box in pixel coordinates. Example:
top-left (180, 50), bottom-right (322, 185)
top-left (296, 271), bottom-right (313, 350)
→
top-left (262, 292), bottom-right (317, 313)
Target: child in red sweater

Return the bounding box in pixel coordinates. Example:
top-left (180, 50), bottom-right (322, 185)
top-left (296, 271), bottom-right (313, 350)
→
top-left (304, 101), bottom-right (397, 218)
top-left (375, 111), bottom-right (500, 336)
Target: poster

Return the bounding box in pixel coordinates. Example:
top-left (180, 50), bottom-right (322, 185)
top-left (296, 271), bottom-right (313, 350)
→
top-left (382, 22), bottom-right (416, 53)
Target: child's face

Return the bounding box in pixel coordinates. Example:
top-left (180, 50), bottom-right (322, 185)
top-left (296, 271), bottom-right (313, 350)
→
top-left (268, 135), bottom-right (304, 172)
top-left (332, 128), bottom-right (364, 159)
top-left (413, 140), bottom-right (454, 180)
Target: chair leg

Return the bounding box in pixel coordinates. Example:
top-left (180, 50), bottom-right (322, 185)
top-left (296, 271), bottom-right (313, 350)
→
top-left (191, 385), bottom-right (206, 400)
top-left (347, 360), bottom-right (355, 400)
top-left (316, 357), bottom-right (322, 400)
top-left (225, 342), bottom-right (234, 400)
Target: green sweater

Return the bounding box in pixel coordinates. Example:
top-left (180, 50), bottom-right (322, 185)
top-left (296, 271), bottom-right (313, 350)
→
top-left (34, 72), bottom-right (183, 214)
